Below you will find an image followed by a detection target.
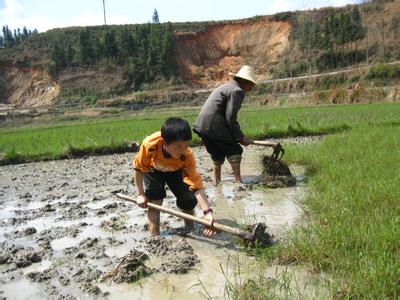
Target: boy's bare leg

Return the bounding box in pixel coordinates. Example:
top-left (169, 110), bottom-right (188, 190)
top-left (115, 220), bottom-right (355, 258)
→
top-left (182, 209), bottom-right (194, 231)
top-left (147, 199), bottom-right (163, 236)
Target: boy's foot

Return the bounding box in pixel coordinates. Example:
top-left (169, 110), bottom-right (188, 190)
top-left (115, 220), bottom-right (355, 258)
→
top-left (184, 222), bottom-right (195, 232)
top-left (183, 209), bottom-right (195, 231)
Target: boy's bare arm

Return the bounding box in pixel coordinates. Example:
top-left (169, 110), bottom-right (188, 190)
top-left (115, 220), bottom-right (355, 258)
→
top-left (195, 189), bottom-right (216, 236)
top-left (134, 170), bottom-right (148, 208)
top-left (194, 189), bottom-right (211, 210)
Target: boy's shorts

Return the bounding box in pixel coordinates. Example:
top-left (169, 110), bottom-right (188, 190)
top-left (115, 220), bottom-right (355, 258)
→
top-left (201, 136), bottom-right (243, 164)
top-left (143, 169), bottom-right (197, 210)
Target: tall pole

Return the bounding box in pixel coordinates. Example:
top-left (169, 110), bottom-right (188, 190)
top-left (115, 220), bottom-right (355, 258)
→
top-left (103, 0), bottom-right (107, 25)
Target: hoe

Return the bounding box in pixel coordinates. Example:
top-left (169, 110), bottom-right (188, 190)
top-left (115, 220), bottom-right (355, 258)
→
top-left (115, 193), bottom-right (272, 247)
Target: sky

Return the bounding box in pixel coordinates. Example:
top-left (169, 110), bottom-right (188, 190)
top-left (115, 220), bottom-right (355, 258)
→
top-left (1, 0), bottom-right (363, 33)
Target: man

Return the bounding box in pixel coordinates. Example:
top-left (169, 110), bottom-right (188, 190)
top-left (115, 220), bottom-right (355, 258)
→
top-left (193, 65), bottom-right (257, 184)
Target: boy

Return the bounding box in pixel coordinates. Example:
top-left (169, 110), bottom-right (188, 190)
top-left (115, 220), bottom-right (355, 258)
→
top-left (133, 117), bottom-right (215, 236)
top-left (193, 65), bottom-right (257, 184)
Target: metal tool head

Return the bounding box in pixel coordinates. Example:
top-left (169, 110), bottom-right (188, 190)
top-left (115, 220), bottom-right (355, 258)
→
top-left (271, 143), bottom-right (285, 161)
top-left (241, 223), bottom-right (273, 248)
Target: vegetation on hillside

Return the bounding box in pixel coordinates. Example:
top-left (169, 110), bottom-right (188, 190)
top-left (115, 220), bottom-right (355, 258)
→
top-left (48, 23), bottom-right (176, 90)
top-left (1, 21), bottom-right (176, 91)
top-left (273, 0), bottom-right (400, 78)
top-left (1, 25), bottom-right (38, 48)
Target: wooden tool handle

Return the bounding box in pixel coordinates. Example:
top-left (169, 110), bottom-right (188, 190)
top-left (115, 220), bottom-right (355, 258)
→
top-left (115, 193), bottom-right (253, 240)
top-left (252, 140), bottom-right (279, 147)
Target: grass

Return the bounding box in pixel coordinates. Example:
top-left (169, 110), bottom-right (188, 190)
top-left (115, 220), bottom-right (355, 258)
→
top-left (1, 103), bottom-right (399, 164)
top-left (286, 124), bottom-right (399, 298)
top-left (240, 122), bottom-right (399, 298)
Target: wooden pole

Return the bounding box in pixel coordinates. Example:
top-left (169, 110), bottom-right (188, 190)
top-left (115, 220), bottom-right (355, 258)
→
top-left (115, 193), bottom-right (254, 241)
top-left (252, 140), bottom-right (280, 148)
top-left (103, 0), bottom-right (107, 25)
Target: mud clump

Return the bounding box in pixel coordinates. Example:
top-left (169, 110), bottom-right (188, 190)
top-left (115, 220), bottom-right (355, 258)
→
top-left (101, 216), bottom-right (127, 231)
top-left (142, 236), bottom-right (199, 274)
top-left (102, 250), bottom-right (151, 283)
top-left (80, 282), bottom-right (107, 296)
top-left (79, 237), bottom-right (99, 249)
top-left (26, 269), bottom-right (57, 282)
top-left (73, 266), bottom-right (103, 283)
top-left (104, 236), bottom-right (199, 283)
top-left (260, 155), bottom-right (296, 188)
top-left (0, 245), bottom-right (43, 268)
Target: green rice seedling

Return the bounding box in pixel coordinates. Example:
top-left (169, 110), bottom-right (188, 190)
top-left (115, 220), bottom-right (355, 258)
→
top-left (266, 124), bottom-right (399, 298)
top-left (1, 103), bottom-right (399, 164)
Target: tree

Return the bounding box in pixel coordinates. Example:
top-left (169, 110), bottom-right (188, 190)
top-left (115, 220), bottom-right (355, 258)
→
top-left (2, 25), bottom-right (14, 48)
top-left (152, 9), bottom-right (160, 24)
top-left (118, 29), bottom-right (136, 60)
top-left (49, 42), bottom-right (66, 75)
top-left (1, 25), bottom-right (38, 48)
top-left (79, 28), bottom-right (94, 65)
top-left (160, 23), bottom-right (175, 77)
top-left (65, 45), bottom-right (76, 67)
top-left (103, 30), bottom-right (118, 58)
top-left (349, 7), bottom-right (365, 63)
top-left (22, 26), bottom-right (29, 38)
top-left (94, 38), bottom-right (105, 59)
top-left (0, 35), bottom-right (3, 48)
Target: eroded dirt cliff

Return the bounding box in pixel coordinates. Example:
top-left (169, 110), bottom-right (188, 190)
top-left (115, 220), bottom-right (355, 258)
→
top-left (175, 18), bottom-right (291, 87)
top-left (1, 66), bottom-right (59, 108)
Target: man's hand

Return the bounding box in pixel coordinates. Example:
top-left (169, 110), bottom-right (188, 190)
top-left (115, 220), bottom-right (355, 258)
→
top-left (239, 136), bottom-right (253, 146)
top-left (137, 194), bottom-right (148, 208)
top-left (203, 213), bottom-right (216, 236)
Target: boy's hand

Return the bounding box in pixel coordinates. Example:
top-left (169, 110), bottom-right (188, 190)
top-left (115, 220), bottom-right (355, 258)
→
top-left (203, 213), bottom-right (216, 236)
top-left (137, 194), bottom-right (148, 208)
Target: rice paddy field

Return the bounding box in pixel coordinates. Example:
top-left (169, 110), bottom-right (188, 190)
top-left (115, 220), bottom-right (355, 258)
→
top-left (1, 102), bottom-right (399, 298)
top-left (0, 103), bottom-right (399, 164)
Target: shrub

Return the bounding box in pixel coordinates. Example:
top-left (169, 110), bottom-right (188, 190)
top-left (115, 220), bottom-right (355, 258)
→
top-left (316, 74), bottom-right (348, 89)
top-left (366, 64), bottom-right (400, 79)
top-left (82, 95), bottom-right (97, 105)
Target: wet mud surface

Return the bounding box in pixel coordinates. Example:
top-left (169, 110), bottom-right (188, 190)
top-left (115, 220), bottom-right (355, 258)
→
top-left (0, 139), bottom-right (317, 299)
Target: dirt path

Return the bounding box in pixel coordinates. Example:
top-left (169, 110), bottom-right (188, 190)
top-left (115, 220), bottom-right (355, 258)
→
top-left (0, 141), bottom-right (324, 299)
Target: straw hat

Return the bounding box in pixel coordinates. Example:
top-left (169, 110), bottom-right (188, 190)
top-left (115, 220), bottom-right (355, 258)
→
top-left (229, 65), bottom-right (257, 85)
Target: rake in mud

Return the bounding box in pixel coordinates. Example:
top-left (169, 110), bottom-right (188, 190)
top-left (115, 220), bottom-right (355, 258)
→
top-left (252, 140), bottom-right (285, 164)
top-left (252, 140), bottom-right (296, 187)
top-left (114, 193), bottom-right (272, 248)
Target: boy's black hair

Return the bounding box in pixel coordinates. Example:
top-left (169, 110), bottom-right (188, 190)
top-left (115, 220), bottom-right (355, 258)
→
top-left (161, 117), bottom-right (192, 144)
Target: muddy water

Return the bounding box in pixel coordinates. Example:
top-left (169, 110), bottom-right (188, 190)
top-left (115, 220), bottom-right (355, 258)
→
top-left (0, 142), bottom-right (323, 299)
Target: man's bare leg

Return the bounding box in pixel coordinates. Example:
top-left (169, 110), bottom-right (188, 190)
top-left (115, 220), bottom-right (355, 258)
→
top-left (228, 155), bottom-right (242, 183)
top-left (213, 161), bottom-right (222, 185)
top-left (230, 162), bottom-right (241, 183)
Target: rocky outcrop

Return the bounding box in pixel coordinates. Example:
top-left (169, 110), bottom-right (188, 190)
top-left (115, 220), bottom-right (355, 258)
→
top-left (1, 66), bottom-right (59, 108)
top-left (175, 18), bottom-right (291, 86)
